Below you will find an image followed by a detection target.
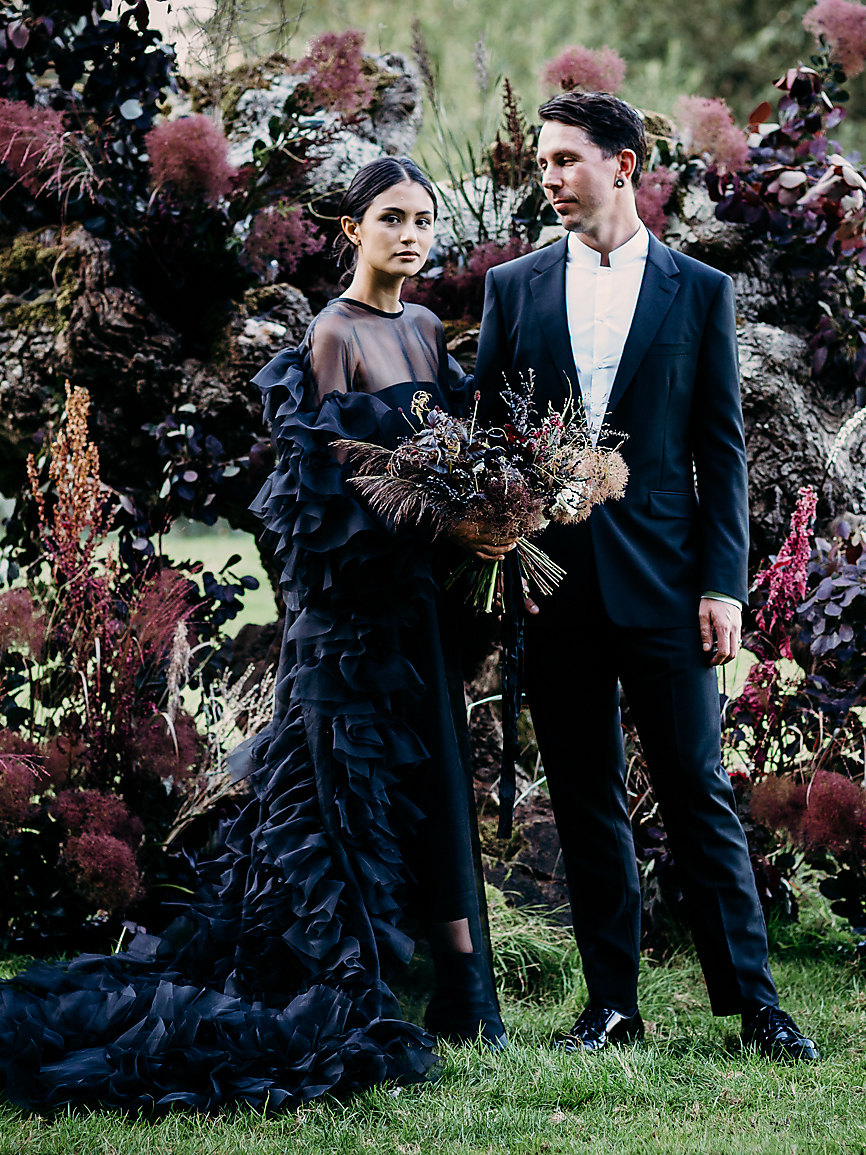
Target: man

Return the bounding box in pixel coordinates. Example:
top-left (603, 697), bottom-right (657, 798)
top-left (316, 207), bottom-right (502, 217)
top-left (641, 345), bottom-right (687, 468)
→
top-left (472, 91), bottom-right (817, 1060)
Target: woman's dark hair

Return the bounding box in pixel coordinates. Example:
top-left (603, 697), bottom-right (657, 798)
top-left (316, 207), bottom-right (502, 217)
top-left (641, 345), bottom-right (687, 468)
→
top-left (537, 92), bottom-right (647, 187)
top-left (334, 156), bottom-right (438, 275)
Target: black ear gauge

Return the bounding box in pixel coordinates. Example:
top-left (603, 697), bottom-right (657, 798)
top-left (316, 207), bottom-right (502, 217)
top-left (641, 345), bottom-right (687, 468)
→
top-left (614, 178), bottom-right (625, 188)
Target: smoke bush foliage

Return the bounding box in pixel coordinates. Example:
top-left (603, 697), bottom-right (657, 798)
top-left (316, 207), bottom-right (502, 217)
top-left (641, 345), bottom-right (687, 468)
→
top-left (751, 771), bottom-right (866, 926)
top-left (0, 98), bottom-right (65, 194)
top-left (718, 488), bottom-right (866, 930)
top-left (146, 115), bottom-right (235, 204)
top-left (803, 0), bottom-right (866, 78)
top-left (293, 29), bottom-right (374, 115)
top-left (635, 166), bottom-right (678, 238)
top-left (540, 45), bottom-right (627, 95)
top-left (403, 238), bottom-right (532, 324)
top-left (675, 96), bottom-right (750, 173)
top-left (0, 385), bottom-right (255, 954)
top-left (242, 203), bottom-right (325, 279)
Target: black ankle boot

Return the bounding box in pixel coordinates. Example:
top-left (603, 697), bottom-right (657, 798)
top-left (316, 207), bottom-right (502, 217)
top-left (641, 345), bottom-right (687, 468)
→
top-left (425, 951), bottom-right (508, 1050)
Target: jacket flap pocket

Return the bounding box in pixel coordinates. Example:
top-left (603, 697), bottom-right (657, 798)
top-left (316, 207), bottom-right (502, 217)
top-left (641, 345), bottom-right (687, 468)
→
top-left (649, 490), bottom-right (697, 518)
top-left (647, 341), bottom-right (692, 355)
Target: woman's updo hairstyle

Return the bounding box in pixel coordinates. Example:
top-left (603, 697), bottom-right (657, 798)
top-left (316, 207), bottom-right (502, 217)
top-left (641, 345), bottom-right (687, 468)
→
top-left (334, 156), bottom-right (438, 277)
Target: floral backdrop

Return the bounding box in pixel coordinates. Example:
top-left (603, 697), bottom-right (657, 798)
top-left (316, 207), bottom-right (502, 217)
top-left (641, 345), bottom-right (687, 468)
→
top-left (0, 0), bottom-right (863, 958)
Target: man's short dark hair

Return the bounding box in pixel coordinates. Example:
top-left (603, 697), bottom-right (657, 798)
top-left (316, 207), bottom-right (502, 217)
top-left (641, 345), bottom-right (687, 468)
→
top-left (537, 92), bottom-right (647, 187)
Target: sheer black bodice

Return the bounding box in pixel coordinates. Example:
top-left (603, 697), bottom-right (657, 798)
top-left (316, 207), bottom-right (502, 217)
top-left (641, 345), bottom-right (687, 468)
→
top-left (305, 298), bottom-right (449, 404)
top-left (0, 297), bottom-right (496, 1114)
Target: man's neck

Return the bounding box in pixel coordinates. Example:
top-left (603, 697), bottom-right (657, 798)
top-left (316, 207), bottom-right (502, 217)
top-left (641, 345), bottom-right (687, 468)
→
top-left (572, 209), bottom-right (643, 267)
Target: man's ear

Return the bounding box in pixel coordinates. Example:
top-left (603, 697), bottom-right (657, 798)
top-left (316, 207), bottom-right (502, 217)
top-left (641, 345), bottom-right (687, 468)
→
top-left (618, 149), bottom-right (637, 183)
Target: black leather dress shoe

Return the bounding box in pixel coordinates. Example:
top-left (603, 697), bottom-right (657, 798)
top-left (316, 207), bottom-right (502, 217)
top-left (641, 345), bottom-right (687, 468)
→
top-left (560, 1006), bottom-right (645, 1053)
top-left (741, 1005), bottom-right (819, 1061)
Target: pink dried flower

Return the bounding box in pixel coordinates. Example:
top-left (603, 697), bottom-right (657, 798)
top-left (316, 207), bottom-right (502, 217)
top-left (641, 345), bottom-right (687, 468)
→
top-left (754, 485), bottom-right (817, 636)
top-left (243, 203), bottom-right (325, 280)
top-left (402, 238), bottom-right (531, 322)
top-left (803, 0), bottom-right (866, 77)
top-left (294, 30), bottom-right (374, 115)
top-left (750, 776), bottom-right (807, 841)
top-left (753, 770), bottom-right (866, 857)
top-left (635, 166), bottom-right (678, 238)
top-left (0, 588), bottom-right (45, 658)
top-left (131, 568), bottom-right (192, 662)
top-left (540, 45), bottom-right (626, 94)
top-left (146, 115), bottom-right (235, 204)
top-left (675, 96), bottom-right (749, 173)
top-left (42, 730), bottom-right (87, 787)
top-left (50, 788), bottom-right (143, 848)
top-left (0, 99), bottom-right (65, 195)
top-left (128, 710), bottom-right (199, 785)
top-left (61, 831), bottom-right (143, 912)
top-left (0, 732), bottom-right (40, 830)
top-left (801, 770), bottom-right (866, 854)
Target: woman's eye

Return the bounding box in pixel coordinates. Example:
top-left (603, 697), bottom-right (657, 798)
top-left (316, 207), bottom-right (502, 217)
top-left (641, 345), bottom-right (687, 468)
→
top-left (418, 218), bottom-right (431, 228)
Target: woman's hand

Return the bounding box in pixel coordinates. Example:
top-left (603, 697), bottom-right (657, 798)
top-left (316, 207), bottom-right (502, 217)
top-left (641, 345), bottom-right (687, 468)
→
top-left (447, 520), bottom-right (517, 562)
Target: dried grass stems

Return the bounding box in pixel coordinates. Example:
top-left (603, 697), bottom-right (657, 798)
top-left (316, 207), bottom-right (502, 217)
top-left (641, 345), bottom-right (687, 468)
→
top-left (164, 661), bottom-right (277, 846)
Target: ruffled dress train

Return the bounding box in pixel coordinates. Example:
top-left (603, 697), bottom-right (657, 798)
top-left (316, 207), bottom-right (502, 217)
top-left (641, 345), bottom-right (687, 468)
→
top-left (0, 337), bottom-right (492, 1114)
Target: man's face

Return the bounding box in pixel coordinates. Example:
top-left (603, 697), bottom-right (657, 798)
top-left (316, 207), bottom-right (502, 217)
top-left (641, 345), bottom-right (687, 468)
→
top-left (536, 120), bottom-right (622, 234)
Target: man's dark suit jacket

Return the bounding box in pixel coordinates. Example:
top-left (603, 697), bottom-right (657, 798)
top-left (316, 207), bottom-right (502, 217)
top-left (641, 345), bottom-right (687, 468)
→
top-left (474, 232), bottom-right (749, 629)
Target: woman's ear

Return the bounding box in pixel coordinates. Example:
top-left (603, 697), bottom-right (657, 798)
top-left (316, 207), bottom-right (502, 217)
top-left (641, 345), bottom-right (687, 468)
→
top-left (341, 215), bottom-right (360, 248)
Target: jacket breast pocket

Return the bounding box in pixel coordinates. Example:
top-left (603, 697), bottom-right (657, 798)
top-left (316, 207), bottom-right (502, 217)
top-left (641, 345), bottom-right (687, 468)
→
top-left (648, 490), bottom-right (697, 518)
top-left (646, 342), bottom-right (692, 356)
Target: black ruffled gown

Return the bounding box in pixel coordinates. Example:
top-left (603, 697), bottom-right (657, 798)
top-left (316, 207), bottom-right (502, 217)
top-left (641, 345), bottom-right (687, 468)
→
top-left (0, 299), bottom-right (497, 1114)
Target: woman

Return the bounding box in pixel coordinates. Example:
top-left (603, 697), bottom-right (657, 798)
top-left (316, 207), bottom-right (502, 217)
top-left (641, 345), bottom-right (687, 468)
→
top-left (0, 157), bottom-right (507, 1115)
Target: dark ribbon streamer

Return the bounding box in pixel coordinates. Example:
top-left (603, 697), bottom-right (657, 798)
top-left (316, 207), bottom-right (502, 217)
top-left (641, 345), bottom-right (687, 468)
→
top-left (497, 549), bottom-right (525, 839)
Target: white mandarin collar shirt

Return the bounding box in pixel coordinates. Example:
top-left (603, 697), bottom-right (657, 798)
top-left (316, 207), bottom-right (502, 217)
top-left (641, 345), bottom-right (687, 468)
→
top-left (565, 223), bottom-right (649, 445)
top-left (564, 223), bottom-right (740, 609)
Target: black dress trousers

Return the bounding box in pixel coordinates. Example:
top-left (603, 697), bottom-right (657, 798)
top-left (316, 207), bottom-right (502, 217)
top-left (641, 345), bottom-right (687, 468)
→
top-left (523, 547), bottom-right (778, 1017)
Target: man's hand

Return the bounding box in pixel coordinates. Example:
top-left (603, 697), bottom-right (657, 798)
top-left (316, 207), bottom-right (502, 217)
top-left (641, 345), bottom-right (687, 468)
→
top-left (447, 520), bottom-right (516, 562)
top-left (699, 598), bottom-right (742, 666)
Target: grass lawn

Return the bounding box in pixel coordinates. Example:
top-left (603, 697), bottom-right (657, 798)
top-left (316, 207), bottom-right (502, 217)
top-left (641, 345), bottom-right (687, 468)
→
top-left (0, 891), bottom-right (863, 1155)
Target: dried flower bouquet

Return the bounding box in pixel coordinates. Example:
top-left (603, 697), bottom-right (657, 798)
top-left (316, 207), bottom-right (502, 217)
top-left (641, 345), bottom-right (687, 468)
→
top-left (336, 374), bottom-right (629, 612)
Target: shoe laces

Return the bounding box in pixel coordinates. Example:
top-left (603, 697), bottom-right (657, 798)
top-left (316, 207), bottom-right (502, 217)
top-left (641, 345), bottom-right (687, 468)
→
top-left (754, 1006), bottom-right (800, 1042)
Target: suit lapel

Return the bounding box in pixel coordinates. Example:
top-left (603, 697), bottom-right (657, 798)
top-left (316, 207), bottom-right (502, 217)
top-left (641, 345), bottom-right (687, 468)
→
top-left (605, 234), bottom-right (680, 417)
top-left (529, 239), bottom-right (578, 399)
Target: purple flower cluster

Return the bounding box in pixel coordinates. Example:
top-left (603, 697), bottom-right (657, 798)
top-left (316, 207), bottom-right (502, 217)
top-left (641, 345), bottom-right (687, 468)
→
top-left (674, 95), bottom-right (749, 173)
top-left (242, 204), bottom-right (325, 279)
top-left (146, 115), bottom-right (235, 205)
top-left (294, 29), bottom-right (374, 115)
top-left (540, 44), bottom-right (627, 94)
top-left (635, 166), bottom-right (678, 238)
top-left (803, 0), bottom-right (866, 77)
